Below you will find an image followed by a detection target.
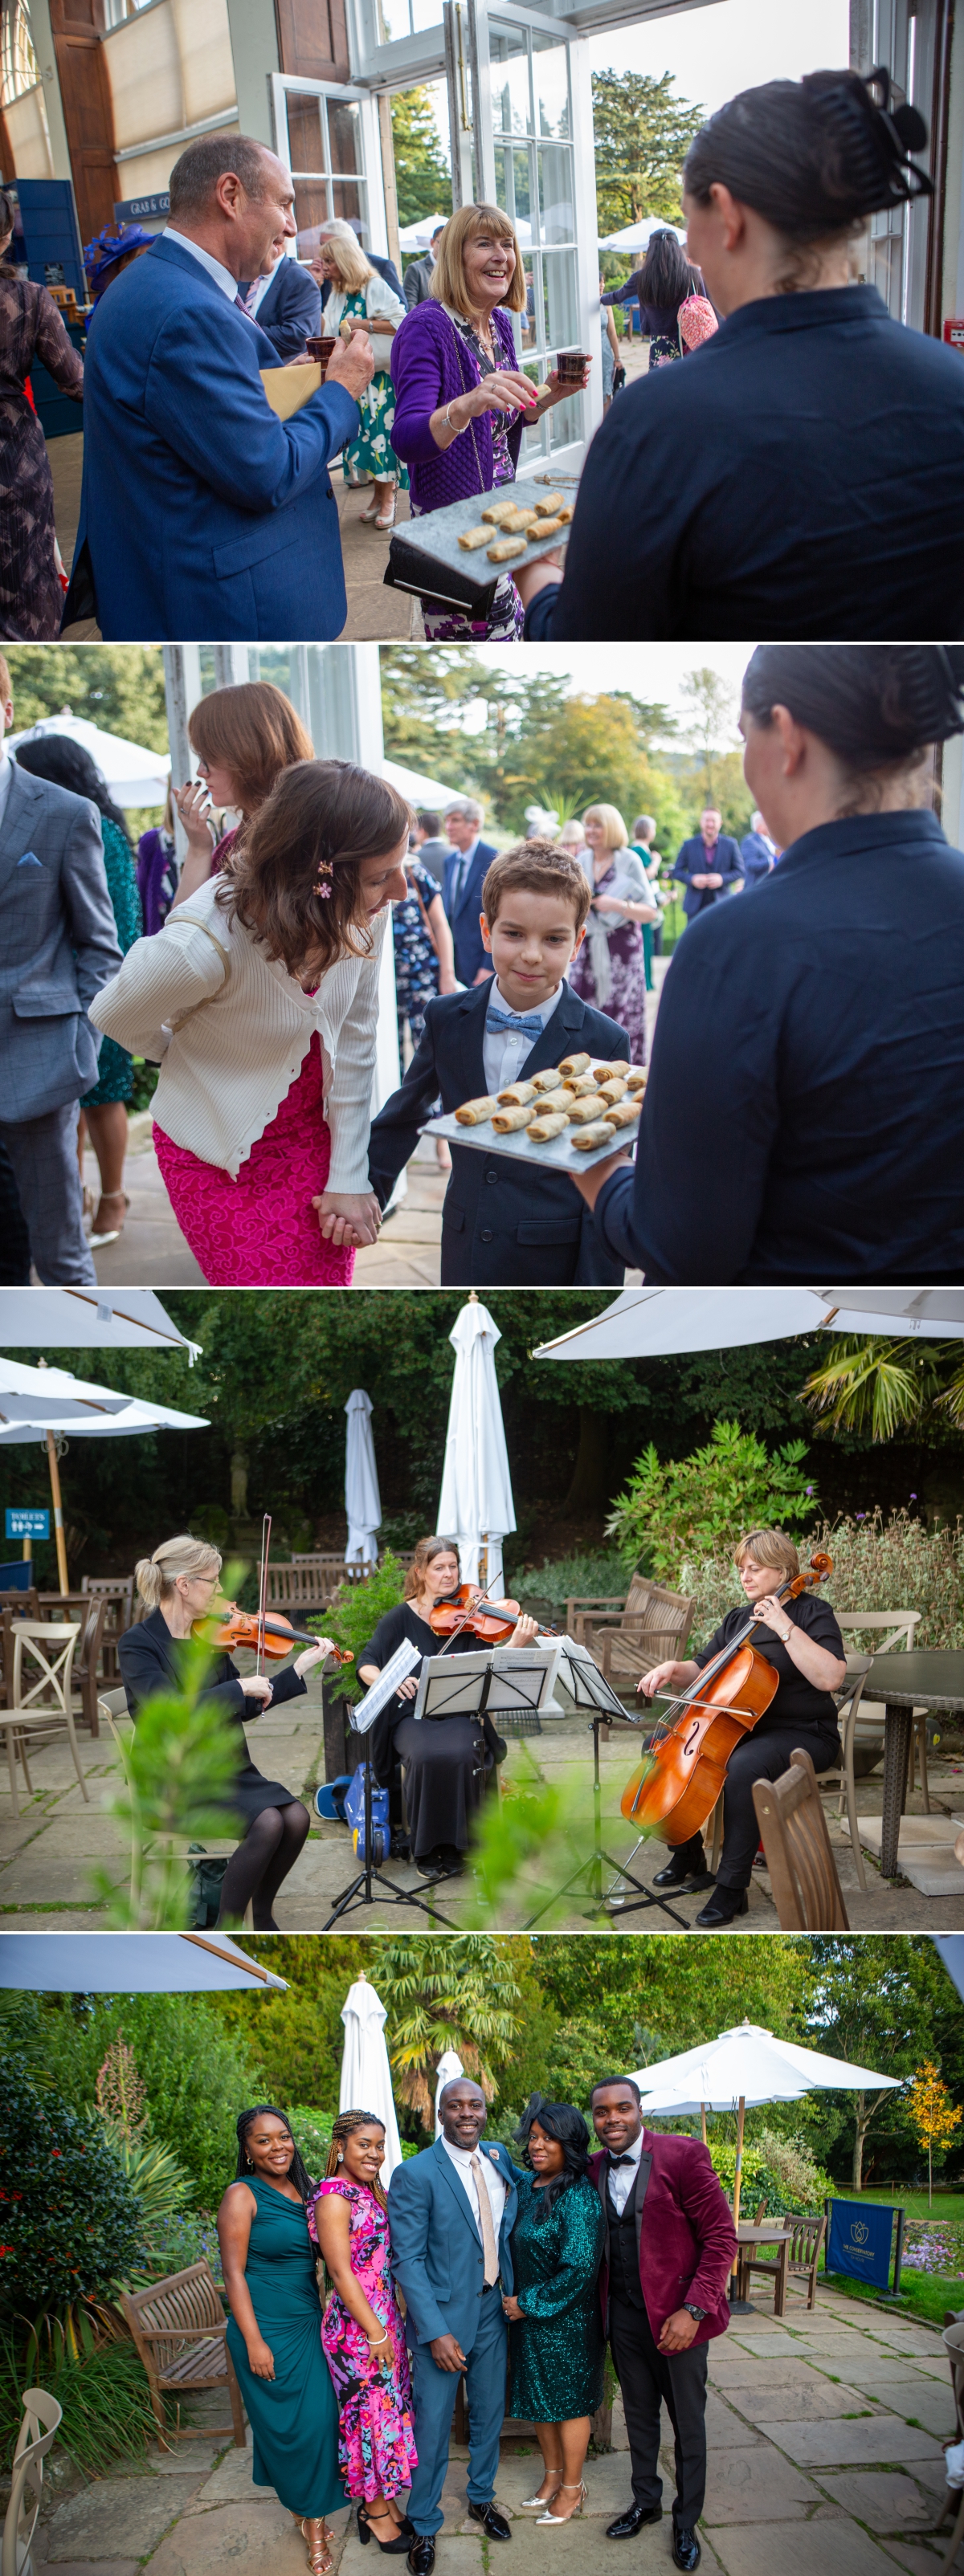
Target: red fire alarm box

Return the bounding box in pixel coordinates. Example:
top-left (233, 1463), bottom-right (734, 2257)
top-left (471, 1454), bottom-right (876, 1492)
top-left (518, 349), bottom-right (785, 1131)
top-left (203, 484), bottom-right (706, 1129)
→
top-left (944, 318), bottom-right (964, 349)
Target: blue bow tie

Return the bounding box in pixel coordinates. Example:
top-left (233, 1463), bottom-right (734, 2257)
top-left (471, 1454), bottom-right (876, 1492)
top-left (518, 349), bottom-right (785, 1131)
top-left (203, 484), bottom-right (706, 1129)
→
top-left (487, 1006), bottom-right (545, 1041)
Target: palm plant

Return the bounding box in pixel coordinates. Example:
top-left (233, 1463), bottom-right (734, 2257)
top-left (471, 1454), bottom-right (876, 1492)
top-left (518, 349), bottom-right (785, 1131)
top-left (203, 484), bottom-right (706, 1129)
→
top-left (374, 1936), bottom-right (522, 2126)
top-left (801, 1336), bottom-right (964, 1439)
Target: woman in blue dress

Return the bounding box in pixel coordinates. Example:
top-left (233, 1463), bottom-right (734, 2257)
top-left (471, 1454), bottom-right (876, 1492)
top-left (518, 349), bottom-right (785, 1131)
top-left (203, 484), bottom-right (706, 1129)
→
top-left (501, 2100), bottom-right (605, 2525)
top-left (219, 2106), bottom-right (345, 2575)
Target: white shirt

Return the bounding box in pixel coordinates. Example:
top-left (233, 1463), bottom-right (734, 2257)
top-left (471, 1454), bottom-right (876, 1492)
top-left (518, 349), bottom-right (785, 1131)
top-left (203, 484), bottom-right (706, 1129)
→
top-left (441, 2132), bottom-right (507, 2248)
top-left (605, 2126), bottom-right (644, 2219)
top-left (164, 229), bottom-right (240, 304)
top-left (0, 747), bottom-right (11, 834)
top-left (482, 975), bottom-right (566, 1098)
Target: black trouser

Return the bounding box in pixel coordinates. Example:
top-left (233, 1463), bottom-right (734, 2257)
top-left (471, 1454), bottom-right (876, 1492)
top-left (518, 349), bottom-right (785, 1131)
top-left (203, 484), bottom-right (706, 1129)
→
top-left (609, 2293), bottom-right (707, 2532)
top-left (677, 1720), bottom-right (842, 1892)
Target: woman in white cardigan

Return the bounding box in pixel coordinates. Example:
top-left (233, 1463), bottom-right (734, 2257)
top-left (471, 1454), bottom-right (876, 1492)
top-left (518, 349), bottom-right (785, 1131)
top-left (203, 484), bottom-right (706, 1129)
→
top-left (312, 225), bottom-right (406, 532)
top-left (90, 760), bottom-right (411, 1286)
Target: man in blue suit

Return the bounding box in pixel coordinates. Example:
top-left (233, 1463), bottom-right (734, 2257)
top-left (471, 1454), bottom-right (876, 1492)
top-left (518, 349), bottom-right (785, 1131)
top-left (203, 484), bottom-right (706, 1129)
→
top-left (670, 809), bottom-right (743, 919)
top-left (388, 2078), bottom-right (519, 2575)
top-left (236, 250), bottom-right (321, 357)
top-left (443, 801), bottom-right (498, 984)
top-left (739, 810), bottom-right (777, 887)
top-left (70, 133), bottom-right (374, 643)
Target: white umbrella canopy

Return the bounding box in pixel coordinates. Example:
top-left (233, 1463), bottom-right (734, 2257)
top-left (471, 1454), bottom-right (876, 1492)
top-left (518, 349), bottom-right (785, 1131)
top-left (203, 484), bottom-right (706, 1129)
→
top-left (382, 756), bottom-right (471, 810)
top-left (534, 1286), bottom-right (964, 1363)
top-left (345, 1389), bottom-right (382, 1563)
top-left (397, 214), bottom-right (449, 251)
top-left (340, 1974), bottom-right (403, 2180)
top-left (634, 2020), bottom-right (901, 2113)
top-left (598, 219), bottom-right (686, 251)
top-left (0, 1288), bottom-right (201, 1359)
top-left (0, 1357), bottom-right (209, 1589)
top-left (9, 711), bottom-right (170, 809)
top-left (0, 1931), bottom-right (287, 1989)
top-left (435, 2048), bottom-right (465, 2134)
top-left (437, 1299), bottom-right (516, 1595)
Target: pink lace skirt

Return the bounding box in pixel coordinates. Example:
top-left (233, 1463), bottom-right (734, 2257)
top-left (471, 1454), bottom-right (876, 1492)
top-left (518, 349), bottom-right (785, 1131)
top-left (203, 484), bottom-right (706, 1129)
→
top-left (154, 1033), bottom-right (356, 1286)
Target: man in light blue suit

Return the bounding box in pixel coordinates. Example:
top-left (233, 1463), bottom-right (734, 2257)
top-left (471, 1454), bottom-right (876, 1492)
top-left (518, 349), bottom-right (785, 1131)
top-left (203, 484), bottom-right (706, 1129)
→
top-left (70, 133), bottom-right (374, 643)
top-left (388, 2078), bottom-right (518, 2574)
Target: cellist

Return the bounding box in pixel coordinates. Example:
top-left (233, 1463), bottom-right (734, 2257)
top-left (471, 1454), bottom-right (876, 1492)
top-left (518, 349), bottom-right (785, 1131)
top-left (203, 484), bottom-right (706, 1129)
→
top-left (638, 1528), bottom-right (847, 1927)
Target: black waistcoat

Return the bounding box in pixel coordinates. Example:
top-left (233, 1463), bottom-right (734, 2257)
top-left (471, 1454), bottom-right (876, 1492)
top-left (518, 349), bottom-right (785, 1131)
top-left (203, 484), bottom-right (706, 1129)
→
top-left (606, 2160), bottom-right (645, 2309)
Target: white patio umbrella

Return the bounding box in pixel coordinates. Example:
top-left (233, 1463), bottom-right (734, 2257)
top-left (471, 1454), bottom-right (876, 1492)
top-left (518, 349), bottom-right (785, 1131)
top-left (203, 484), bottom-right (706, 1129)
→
top-left (382, 756), bottom-right (471, 810)
top-left (435, 2048), bottom-right (464, 2134)
top-left (0, 1287), bottom-right (201, 1359)
top-left (534, 1286), bottom-right (964, 1363)
top-left (0, 1355), bottom-right (209, 1591)
top-left (340, 1973), bottom-right (403, 2179)
top-left (345, 1390), bottom-right (382, 1563)
top-left (598, 219), bottom-right (686, 251)
top-left (0, 1931), bottom-right (287, 1989)
top-left (8, 711), bottom-right (170, 808)
top-left (437, 1298), bottom-right (516, 1595)
top-left (397, 214), bottom-right (449, 251)
top-left (634, 2019), bottom-right (901, 2237)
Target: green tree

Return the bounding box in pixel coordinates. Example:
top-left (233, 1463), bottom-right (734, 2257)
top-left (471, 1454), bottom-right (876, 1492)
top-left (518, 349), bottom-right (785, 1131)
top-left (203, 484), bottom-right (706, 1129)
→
top-left (390, 88), bottom-right (452, 227)
top-left (799, 1938), bottom-right (946, 2189)
top-left (607, 1419), bottom-right (818, 1580)
top-left (19, 1994), bottom-right (263, 2212)
top-left (676, 665), bottom-right (754, 838)
top-left (906, 2061), bottom-right (962, 2207)
top-left (591, 69), bottom-right (704, 233)
top-left (210, 1936), bottom-right (373, 2109)
top-left (2, 646), bottom-right (168, 750)
top-left (374, 1936), bottom-right (523, 2126)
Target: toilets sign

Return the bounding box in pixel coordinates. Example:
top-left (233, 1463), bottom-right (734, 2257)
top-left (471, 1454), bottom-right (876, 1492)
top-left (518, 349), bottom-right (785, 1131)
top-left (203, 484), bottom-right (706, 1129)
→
top-left (827, 2198), bottom-right (897, 2289)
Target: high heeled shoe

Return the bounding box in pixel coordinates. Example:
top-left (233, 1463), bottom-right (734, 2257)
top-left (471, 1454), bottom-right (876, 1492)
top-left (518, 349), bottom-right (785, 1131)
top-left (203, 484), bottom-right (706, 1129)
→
top-left (521, 2488), bottom-right (561, 2511)
top-left (296, 2519), bottom-right (333, 2574)
top-left (357, 2507), bottom-right (411, 2554)
top-left (537, 2483), bottom-right (586, 2525)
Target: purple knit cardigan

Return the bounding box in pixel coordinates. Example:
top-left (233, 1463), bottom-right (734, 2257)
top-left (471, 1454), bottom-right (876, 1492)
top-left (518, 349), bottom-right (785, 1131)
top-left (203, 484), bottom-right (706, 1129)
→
top-left (390, 300), bottom-right (523, 512)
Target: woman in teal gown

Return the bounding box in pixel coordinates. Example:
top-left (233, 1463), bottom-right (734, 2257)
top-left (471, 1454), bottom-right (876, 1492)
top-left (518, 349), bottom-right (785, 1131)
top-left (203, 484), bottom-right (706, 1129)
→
top-left (219, 2105), bottom-right (345, 2574)
top-left (501, 2101), bottom-right (605, 2525)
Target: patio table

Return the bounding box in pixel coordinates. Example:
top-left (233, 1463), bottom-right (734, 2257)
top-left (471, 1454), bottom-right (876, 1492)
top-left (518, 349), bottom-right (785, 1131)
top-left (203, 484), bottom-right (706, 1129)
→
top-left (733, 2221), bottom-right (789, 2305)
top-left (864, 1650), bottom-right (964, 1878)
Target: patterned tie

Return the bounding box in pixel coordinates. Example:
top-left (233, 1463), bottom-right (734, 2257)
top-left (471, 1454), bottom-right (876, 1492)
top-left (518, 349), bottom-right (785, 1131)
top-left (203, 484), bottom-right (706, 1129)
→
top-left (470, 2152), bottom-right (500, 2285)
top-left (486, 1006), bottom-right (545, 1041)
top-left (234, 291), bottom-right (256, 320)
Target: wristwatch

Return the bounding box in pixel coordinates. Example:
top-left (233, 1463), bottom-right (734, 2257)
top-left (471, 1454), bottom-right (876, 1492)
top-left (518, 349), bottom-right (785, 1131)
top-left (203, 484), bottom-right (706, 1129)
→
top-left (682, 2303), bottom-right (707, 2322)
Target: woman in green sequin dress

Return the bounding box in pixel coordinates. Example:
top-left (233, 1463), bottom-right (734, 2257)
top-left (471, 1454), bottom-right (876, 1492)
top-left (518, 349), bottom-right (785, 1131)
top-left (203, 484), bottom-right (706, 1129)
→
top-left (219, 2106), bottom-right (345, 2576)
top-left (502, 2102), bottom-right (605, 2525)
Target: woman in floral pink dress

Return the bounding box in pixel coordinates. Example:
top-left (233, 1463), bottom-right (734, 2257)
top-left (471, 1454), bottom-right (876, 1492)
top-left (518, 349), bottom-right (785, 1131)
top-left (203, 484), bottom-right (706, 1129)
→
top-left (310, 2113), bottom-right (416, 2552)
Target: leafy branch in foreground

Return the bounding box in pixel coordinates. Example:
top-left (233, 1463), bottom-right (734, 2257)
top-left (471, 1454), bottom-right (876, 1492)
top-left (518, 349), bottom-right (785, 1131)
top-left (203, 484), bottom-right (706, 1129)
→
top-left (92, 1628), bottom-right (242, 1928)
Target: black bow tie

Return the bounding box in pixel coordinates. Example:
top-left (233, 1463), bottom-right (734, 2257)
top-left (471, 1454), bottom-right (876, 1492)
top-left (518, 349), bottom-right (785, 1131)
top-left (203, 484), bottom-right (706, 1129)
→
top-left (607, 2152), bottom-right (635, 2166)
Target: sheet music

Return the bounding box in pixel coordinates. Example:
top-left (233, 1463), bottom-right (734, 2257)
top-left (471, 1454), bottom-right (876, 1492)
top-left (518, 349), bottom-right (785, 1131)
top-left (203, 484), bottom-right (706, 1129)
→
top-left (351, 1637), bottom-right (421, 1734)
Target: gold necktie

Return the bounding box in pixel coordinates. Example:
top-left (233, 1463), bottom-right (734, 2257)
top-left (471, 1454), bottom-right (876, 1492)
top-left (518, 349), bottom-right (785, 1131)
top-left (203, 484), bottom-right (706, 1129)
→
top-left (470, 2151), bottom-right (500, 2285)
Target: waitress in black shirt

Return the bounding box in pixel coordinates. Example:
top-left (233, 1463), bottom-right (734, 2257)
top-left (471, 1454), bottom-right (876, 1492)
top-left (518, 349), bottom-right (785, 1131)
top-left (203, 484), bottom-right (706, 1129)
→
top-left (118, 1534), bottom-right (329, 1929)
top-left (637, 1527), bottom-right (846, 1928)
top-left (357, 1534), bottom-right (537, 1876)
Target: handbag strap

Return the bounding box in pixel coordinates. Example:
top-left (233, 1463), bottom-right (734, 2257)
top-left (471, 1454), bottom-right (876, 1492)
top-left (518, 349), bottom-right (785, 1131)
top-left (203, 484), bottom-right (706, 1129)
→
top-left (447, 316), bottom-right (491, 497)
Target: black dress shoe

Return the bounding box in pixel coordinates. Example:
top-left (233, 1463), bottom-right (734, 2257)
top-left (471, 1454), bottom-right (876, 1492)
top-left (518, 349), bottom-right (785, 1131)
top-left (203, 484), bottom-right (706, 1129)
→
top-left (467, 2501), bottom-right (512, 2540)
top-left (407, 2540), bottom-right (435, 2576)
top-left (672, 2527), bottom-right (701, 2570)
top-left (694, 1885), bottom-right (749, 1929)
top-left (606, 2505), bottom-right (663, 2537)
top-left (653, 1836), bottom-right (714, 1891)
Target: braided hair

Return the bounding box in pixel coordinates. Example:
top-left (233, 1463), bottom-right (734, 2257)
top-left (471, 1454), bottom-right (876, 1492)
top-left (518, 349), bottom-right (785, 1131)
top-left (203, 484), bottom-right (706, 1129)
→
top-left (235, 2104), bottom-right (315, 2203)
top-left (323, 2108), bottom-right (388, 2209)
top-left (684, 67), bottom-right (933, 264)
top-left (741, 646), bottom-right (964, 776)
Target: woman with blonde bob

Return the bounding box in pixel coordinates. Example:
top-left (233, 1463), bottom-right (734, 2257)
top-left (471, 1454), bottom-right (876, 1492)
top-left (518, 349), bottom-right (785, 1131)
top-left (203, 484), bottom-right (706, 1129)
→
top-left (170, 680), bottom-right (314, 912)
top-left (637, 1526), bottom-right (846, 1928)
top-left (117, 1537), bottom-right (333, 1927)
top-left (390, 204), bottom-right (590, 640)
top-left (90, 760), bottom-right (411, 1286)
top-left (311, 224), bottom-right (407, 532)
top-left (567, 801), bottom-right (657, 1064)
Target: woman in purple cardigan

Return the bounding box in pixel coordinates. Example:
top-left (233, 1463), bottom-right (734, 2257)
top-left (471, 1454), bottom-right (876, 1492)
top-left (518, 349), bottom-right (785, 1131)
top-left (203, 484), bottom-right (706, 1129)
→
top-left (390, 204), bottom-right (587, 641)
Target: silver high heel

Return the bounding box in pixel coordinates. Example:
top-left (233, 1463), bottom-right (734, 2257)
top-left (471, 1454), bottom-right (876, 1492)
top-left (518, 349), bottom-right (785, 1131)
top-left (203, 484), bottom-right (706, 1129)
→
top-left (537, 2483), bottom-right (586, 2525)
top-left (521, 2488), bottom-right (561, 2511)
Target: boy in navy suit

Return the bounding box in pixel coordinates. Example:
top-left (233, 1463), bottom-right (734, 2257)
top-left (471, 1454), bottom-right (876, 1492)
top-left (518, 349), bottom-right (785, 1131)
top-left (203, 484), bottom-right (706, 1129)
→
top-left (368, 842), bottom-right (631, 1285)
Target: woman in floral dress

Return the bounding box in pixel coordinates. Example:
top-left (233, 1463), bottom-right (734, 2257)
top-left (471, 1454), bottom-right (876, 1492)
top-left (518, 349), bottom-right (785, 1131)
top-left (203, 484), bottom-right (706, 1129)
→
top-left (313, 228), bottom-right (407, 533)
top-left (0, 187), bottom-right (84, 639)
top-left (393, 857), bottom-right (456, 1052)
top-left (568, 801), bottom-right (659, 1066)
top-left (310, 2112), bottom-right (416, 2550)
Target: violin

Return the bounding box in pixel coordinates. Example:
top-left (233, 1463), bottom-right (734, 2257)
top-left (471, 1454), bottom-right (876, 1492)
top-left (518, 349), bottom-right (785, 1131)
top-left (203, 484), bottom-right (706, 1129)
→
top-left (619, 1551), bottom-right (834, 1844)
top-left (192, 1601), bottom-right (353, 1665)
top-left (429, 1584), bottom-right (520, 1646)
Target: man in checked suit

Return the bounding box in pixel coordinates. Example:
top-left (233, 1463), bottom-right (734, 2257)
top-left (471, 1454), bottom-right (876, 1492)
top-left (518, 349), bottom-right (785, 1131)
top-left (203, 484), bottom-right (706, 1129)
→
top-left (0, 658), bottom-right (120, 1282)
top-left (588, 2077), bottom-right (737, 2573)
top-left (442, 800), bottom-right (498, 984)
top-left (388, 2078), bottom-right (519, 2575)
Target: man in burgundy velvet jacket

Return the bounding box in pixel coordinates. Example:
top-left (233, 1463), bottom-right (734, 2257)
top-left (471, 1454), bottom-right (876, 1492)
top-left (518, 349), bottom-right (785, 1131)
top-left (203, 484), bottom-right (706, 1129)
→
top-left (588, 2077), bottom-right (737, 2574)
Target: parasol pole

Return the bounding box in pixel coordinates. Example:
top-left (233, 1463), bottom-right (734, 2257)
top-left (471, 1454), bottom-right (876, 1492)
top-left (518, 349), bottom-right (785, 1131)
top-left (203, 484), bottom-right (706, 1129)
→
top-left (46, 1431), bottom-right (68, 1594)
top-left (731, 2092), bottom-right (745, 2270)
top-left (701, 2102), bottom-right (707, 2147)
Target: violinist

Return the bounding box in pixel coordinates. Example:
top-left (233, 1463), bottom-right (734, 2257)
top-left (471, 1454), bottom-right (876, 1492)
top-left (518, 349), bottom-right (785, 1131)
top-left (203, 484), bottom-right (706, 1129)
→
top-left (356, 1535), bottom-right (538, 1879)
top-left (638, 1528), bottom-right (846, 1929)
top-left (118, 1535), bottom-right (329, 1929)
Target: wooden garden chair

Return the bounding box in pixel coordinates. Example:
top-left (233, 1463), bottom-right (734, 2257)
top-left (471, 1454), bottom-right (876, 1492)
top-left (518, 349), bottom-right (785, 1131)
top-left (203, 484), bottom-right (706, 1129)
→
top-left (2, 1622), bottom-right (87, 1820)
top-left (118, 2260), bottom-right (246, 2448)
top-left (752, 1747), bottom-right (850, 1930)
top-left (2, 2390), bottom-right (62, 2576)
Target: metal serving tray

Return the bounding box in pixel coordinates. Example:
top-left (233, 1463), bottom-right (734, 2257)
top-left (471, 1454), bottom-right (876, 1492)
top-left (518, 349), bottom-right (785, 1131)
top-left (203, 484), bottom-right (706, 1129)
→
top-left (399, 485), bottom-right (577, 595)
top-left (419, 1107), bottom-right (638, 1175)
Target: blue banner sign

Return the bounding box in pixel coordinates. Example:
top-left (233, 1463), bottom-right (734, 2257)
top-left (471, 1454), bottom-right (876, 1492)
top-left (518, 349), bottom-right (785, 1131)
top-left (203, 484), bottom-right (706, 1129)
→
top-left (114, 194), bottom-right (169, 222)
top-left (827, 2198), bottom-right (895, 2289)
top-left (5, 1508), bottom-right (50, 1539)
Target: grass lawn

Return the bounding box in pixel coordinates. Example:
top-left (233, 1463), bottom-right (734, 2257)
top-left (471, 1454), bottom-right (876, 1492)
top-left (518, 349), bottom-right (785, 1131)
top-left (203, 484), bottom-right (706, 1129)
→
top-left (856, 2189), bottom-right (964, 2220)
top-left (823, 2264), bottom-right (961, 2327)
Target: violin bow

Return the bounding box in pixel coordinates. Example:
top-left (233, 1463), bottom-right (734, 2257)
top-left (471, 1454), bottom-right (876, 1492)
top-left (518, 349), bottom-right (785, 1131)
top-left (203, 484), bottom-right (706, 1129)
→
top-left (434, 1567), bottom-right (513, 1659)
top-left (643, 1555), bottom-right (829, 1751)
top-left (256, 1514), bottom-right (272, 1680)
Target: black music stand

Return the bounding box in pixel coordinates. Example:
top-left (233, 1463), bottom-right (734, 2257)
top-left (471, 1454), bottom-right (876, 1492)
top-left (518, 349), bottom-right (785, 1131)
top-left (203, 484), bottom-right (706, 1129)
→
top-left (322, 1642), bottom-right (458, 1930)
top-left (522, 1639), bottom-right (691, 1930)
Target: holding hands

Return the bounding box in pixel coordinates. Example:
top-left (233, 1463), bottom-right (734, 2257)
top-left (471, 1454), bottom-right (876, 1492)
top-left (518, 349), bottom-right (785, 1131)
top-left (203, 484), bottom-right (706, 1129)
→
top-left (313, 1190), bottom-right (382, 1249)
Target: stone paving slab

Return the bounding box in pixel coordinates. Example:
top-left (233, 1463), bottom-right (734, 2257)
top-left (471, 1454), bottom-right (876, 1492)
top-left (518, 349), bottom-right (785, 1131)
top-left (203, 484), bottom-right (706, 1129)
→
top-left (766, 2417), bottom-right (942, 2469)
top-left (705, 2395), bottom-right (766, 2446)
top-left (47, 2479), bottom-right (203, 2559)
top-left (811, 2468), bottom-right (943, 2530)
top-left (880, 2546), bottom-right (947, 2574)
top-left (706, 2525), bottom-right (905, 2576)
top-left (867, 2382), bottom-right (958, 2438)
top-left (739, 2381), bottom-right (889, 2423)
top-left (702, 2451), bottom-right (822, 2521)
top-left (145, 2497), bottom-right (348, 2576)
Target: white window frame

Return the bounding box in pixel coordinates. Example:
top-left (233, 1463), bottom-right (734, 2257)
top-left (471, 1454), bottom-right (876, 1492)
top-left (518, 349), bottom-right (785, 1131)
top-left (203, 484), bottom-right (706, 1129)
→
top-left (270, 71), bottom-right (388, 258)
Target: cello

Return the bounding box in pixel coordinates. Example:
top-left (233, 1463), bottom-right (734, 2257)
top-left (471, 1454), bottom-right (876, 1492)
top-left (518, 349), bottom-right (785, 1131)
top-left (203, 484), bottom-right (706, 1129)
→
top-left (619, 1550), bottom-right (834, 1844)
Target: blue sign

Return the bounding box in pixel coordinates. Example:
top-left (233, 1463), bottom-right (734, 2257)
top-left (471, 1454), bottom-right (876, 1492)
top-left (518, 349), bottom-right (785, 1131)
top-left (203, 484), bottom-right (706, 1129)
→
top-left (827, 2198), bottom-right (895, 2289)
top-left (5, 1509), bottom-right (50, 1539)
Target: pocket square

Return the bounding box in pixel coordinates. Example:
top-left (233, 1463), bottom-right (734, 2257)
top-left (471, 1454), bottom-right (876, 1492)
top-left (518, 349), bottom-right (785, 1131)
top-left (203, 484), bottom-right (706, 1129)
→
top-left (16, 853), bottom-right (43, 868)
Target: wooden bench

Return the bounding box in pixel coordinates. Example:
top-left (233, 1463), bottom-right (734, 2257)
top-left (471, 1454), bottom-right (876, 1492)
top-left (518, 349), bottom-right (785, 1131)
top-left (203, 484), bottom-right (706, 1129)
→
top-left (118, 2260), bottom-right (245, 2448)
top-left (566, 1575), bottom-right (695, 1697)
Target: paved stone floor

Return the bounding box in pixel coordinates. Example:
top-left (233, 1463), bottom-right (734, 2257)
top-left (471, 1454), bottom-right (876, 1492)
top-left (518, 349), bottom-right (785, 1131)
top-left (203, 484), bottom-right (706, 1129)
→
top-left (4, 1660), bottom-right (963, 1930)
top-left (30, 2291), bottom-right (960, 2576)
